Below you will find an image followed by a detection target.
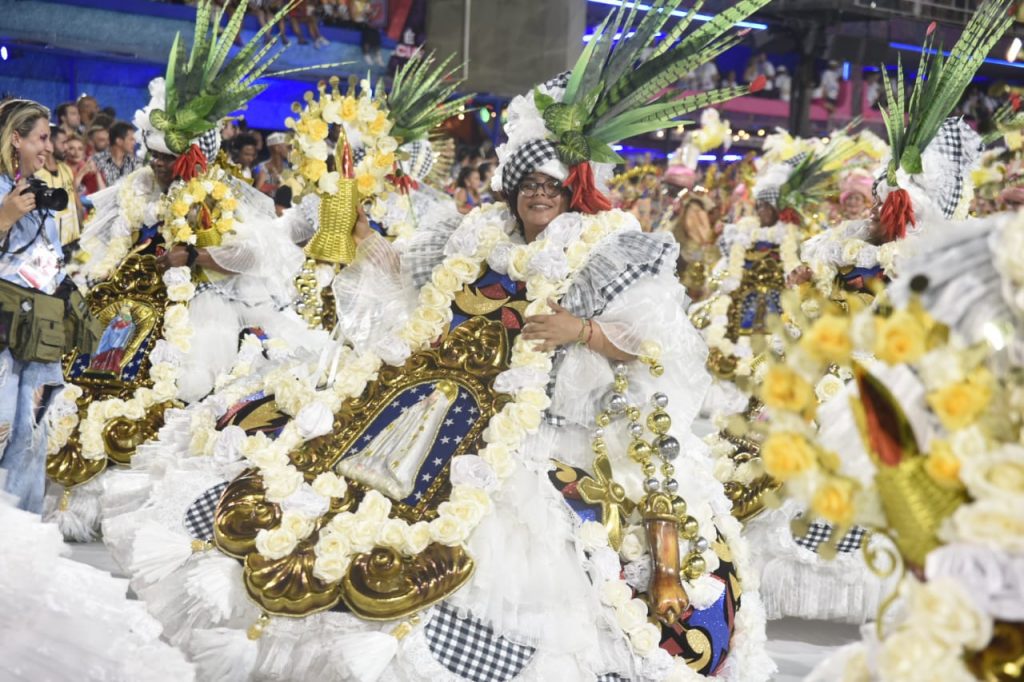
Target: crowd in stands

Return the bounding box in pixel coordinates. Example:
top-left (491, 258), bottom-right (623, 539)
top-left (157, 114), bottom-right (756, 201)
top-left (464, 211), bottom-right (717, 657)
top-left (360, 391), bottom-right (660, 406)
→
top-left (157, 0), bottom-right (386, 64)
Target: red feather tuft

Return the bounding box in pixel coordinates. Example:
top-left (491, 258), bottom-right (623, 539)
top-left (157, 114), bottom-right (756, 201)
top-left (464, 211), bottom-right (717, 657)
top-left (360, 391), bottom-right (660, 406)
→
top-left (778, 207), bottom-right (802, 226)
top-left (566, 162), bottom-right (612, 214)
top-left (1012, 93), bottom-right (1021, 111)
top-left (926, 21), bottom-right (937, 36)
top-left (878, 188), bottom-right (915, 242)
top-left (750, 75), bottom-right (767, 93)
top-left (171, 144), bottom-right (208, 182)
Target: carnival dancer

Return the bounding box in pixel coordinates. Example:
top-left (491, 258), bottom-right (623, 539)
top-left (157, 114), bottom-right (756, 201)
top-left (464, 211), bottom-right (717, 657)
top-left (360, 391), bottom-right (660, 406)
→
top-left (101, 2), bottom-right (778, 680)
top-left (43, 0), bottom-right (330, 539)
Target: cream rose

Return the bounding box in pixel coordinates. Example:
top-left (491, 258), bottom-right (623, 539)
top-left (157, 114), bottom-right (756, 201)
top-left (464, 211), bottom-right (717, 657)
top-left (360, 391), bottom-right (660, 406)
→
top-left (815, 374), bottom-right (845, 404)
top-left (579, 520), bottom-right (610, 551)
top-left (904, 577), bottom-right (991, 649)
top-left (600, 579), bottom-right (633, 608)
top-left (263, 465), bottom-right (305, 502)
top-left (615, 598), bottom-right (649, 633)
top-left (401, 521), bottom-right (433, 555)
top-left (483, 412), bottom-right (521, 447)
top-left (628, 622), bottom-right (662, 657)
top-left (312, 471), bottom-right (349, 499)
top-left (163, 304), bottom-right (189, 330)
top-left (312, 555), bottom-right (349, 583)
top-left (948, 498), bottom-right (1024, 552)
top-left (430, 515), bottom-right (467, 546)
top-left (619, 532), bottom-right (646, 562)
top-left (358, 490), bottom-right (393, 523)
top-left (316, 531), bottom-right (352, 561)
top-left (280, 511), bottom-right (317, 540)
top-left (479, 444), bottom-right (515, 478)
top-left (255, 527), bottom-right (299, 560)
top-left (878, 629), bottom-right (975, 682)
top-left (377, 518), bottom-right (409, 549)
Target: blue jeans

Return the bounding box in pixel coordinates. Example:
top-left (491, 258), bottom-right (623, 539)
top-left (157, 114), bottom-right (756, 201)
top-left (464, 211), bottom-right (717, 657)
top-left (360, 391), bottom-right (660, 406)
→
top-left (0, 350), bottom-right (63, 513)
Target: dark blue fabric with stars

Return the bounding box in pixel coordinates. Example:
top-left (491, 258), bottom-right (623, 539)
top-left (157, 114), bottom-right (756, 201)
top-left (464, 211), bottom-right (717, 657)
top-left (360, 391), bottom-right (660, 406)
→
top-left (338, 382), bottom-right (482, 506)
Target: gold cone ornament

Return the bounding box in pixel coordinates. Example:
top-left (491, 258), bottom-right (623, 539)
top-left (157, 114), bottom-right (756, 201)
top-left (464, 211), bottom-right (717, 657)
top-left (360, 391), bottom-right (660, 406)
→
top-left (306, 140), bottom-right (358, 265)
top-left (850, 363), bottom-right (966, 567)
top-left (194, 204), bottom-right (223, 248)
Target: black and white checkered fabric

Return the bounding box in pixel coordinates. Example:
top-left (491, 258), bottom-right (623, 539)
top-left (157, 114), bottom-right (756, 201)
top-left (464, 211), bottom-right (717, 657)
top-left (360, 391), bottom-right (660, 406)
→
top-left (596, 674), bottom-right (630, 682)
top-left (400, 138), bottom-right (436, 181)
top-left (196, 128), bottom-right (221, 162)
top-left (793, 521), bottom-right (866, 554)
top-left (543, 71), bottom-right (570, 90)
top-left (926, 117), bottom-right (983, 219)
top-left (754, 184), bottom-right (781, 206)
top-left (501, 138), bottom-right (561, 196)
top-left (183, 482), bottom-right (229, 541)
top-left (561, 231), bottom-right (677, 317)
top-left (424, 603), bottom-right (535, 681)
top-left (352, 145), bottom-right (367, 165)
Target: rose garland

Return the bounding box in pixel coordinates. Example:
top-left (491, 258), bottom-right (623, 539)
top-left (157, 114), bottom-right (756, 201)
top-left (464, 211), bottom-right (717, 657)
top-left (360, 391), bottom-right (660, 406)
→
top-left (186, 204), bottom-right (635, 584)
top-left (47, 267), bottom-right (197, 460)
top-left (285, 77), bottom-right (400, 232)
top-left (77, 168), bottom-right (163, 281)
top-left (159, 165), bottom-right (240, 246)
top-left (801, 224), bottom-right (901, 296)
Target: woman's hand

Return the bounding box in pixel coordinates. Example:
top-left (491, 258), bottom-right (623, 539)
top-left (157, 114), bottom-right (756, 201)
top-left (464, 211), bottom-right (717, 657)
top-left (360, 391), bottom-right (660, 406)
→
top-left (156, 245), bottom-right (190, 272)
top-left (353, 201), bottom-right (374, 245)
top-left (522, 299), bottom-right (585, 352)
top-left (0, 178), bottom-right (36, 233)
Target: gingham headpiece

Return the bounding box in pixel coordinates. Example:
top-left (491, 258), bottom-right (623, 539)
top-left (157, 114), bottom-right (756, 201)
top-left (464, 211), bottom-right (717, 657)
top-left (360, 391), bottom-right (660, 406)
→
top-left (501, 139), bottom-right (562, 196)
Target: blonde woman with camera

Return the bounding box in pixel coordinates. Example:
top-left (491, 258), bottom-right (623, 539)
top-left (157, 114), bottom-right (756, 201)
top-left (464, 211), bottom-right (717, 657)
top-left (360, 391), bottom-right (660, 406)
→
top-left (0, 98), bottom-right (68, 513)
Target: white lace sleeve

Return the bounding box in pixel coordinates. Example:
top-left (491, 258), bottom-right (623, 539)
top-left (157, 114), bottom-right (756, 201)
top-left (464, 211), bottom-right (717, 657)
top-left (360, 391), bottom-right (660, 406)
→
top-left (277, 194), bottom-right (320, 245)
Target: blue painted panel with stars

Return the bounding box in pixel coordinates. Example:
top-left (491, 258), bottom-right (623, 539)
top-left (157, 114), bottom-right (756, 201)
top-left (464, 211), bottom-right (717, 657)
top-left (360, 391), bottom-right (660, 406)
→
top-left (339, 382), bottom-right (482, 506)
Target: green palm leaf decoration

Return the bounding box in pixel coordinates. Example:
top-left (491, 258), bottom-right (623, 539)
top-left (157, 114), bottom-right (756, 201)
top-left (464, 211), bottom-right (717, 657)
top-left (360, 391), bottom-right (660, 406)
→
top-left (880, 0), bottom-right (1013, 181)
top-left (152, 0), bottom-right (340, 154)
top-left (387, 51), bottom-right (472, 144)
top-left (536, 0), bottom-right (770, 166)
top-left (982, 96), bottom-right (1024, 146)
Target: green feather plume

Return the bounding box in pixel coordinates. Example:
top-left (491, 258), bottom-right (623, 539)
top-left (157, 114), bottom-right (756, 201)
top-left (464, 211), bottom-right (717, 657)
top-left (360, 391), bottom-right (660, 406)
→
top-left (879, 0), bottom-right (1013, 184)
top-left (387, 51), bottom-right (472, 144)
top-left (537, 0), bottom-right (769, 165)
top-left (152, 0), bottom-right (337, 154)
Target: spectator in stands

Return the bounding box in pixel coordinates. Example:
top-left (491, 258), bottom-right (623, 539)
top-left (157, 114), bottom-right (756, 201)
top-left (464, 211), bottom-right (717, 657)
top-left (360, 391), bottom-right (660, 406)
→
top-left (775, 65), bottom-right (792, 102)
top-left (477, 162), bottom-right (495, 203)
top-left (453, 166), bottom-right (482, 215)
top-left (350, 0), bottom-right (385, 66)
top-left (86, 125), bottom-right (110, 156)
top-left (91, 121), bottom-right (138, 186)
top-left (255, 132), bottom-right (291, 195)
top-left (37, 125), bottom-right (82, 245)
top-left (288, 0), bottom-right (330, 48)
top-left (254, 0), bottom-right (289, 45)
top-left (696, 60), bottom-right (719, 90)
top-left (744, 52), bottom-right (776, 96)
top-left (67, 133), bottom-right (106, 198)
top-left (818, 60), bottom-right (842, 113)
top-left (50, 127), bottom-right (68, 162)
top-left (56, 102), bottom-right (81, 136)
top-left (76, 95), bottom-right (99, 130)
top-left (864, 71), bottom-right (881, 110)
top-left (232, 134), bottom-right (259, 181)
top-left (721, 70), bottom-right (738, 89)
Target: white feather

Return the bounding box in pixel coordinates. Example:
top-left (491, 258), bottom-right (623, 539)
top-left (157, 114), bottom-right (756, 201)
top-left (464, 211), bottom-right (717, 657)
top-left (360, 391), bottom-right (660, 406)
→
top-left (189, 627), bottom-right (258, 682)
top-left (129, 522), bottom-right (196, 585)
top-left (329, 631), bottom-right (399, 682)
top-left (44, 486), bottom-right (101, 542)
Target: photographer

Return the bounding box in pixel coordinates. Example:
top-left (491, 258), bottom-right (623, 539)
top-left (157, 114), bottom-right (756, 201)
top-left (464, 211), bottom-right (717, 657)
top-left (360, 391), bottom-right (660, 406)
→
top-left (0, 99), bottom-right (70, 512)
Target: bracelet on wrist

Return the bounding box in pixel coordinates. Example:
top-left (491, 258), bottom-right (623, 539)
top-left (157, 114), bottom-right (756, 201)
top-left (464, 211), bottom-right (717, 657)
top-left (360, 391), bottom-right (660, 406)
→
top-left (185, 245), bottom-right (200, 268)
top-left (575, 317), bottom-right (588, 344)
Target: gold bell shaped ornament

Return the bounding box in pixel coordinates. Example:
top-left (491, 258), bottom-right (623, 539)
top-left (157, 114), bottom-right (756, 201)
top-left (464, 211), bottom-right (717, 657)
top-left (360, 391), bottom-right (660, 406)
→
top-left (306, 140), bottom-right (360, 266)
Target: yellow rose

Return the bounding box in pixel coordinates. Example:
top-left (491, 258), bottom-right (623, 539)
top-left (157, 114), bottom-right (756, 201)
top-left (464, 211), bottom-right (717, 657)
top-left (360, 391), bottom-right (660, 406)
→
top-left (340, 97), bottom-right (358, 121)
top-left (924, 440), bottom-right (963, 489)
top-left (874, 310), bottom-right (927, 365)
top-left (431, 267), bottom-right (462, 295)
top-left (215, 217), bottom-right (234, 234)
top-left (173, 225), bottom-right (194, 243)
top-left (761, 431), bottom-right (817, 481)
top-left (355, 172), bottom-right (378, 196)
top-left (401, 521), bottom-right (432, 555)
top-left (760, 365), bottom-right (815, 414)
top-left (316, 531), bottom-right (352, 562)
top-left (280, 511), bottom-right (316, 539)
top-left (371, 151), bottom-right (395, 172)
top-left (301, 158), bottom-right (328, 182)
top-left (219, 197), bottom-right (238, 212)
top-left (799, 314), bottom-right (852, 363)
top-left (210, 182), bottom-right (228, 200)
top-left (368, 111), bottom-right (391, 136)
top-left (188, 182), bottom-right (206, 202)
top-left (811, 477), bottom-right (857, 525)
top-left (307, 118), bottom-right (329, 141)
top-left (446, 254), bottom-right (481, 284)
top-left (377, 518), bottom-right (409, 550)
top-left (927, 369), bottom-right (992, 431)
top-left (312, 555), bottom-right (349, 583)
top-left (170, 199), bottom-right (190, 218)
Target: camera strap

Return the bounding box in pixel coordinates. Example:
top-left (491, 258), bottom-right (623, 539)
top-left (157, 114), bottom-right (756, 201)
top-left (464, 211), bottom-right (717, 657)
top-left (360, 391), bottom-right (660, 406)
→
top-left (1, 209), bottom-right (50, 256)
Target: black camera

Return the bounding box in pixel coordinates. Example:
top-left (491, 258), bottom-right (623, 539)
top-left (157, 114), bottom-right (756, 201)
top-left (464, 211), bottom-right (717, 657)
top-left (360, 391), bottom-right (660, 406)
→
top-left (22, 177), bottom-right (69, 212)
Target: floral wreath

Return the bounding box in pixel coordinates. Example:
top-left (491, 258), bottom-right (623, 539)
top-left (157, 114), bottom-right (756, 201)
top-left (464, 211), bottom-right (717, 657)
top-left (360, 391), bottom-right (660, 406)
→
top-left (285, 77), bottom-right (400, 230)
top-left (159, 165), bottom-right (240, 247)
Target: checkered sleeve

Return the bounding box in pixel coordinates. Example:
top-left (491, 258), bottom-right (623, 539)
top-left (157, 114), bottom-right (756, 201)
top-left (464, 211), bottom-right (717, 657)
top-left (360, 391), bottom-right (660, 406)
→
top-left (423, 603), bottom-right (536, 681)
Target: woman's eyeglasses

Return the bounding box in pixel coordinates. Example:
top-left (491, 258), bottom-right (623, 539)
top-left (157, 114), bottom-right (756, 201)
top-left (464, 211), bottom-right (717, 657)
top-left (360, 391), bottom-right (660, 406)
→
top-left (518, 179), bottom-right (564, 198)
